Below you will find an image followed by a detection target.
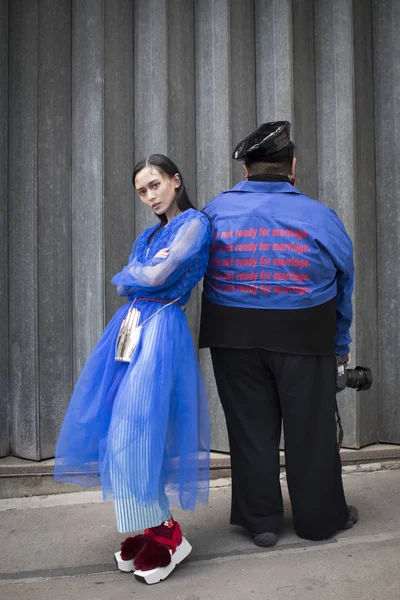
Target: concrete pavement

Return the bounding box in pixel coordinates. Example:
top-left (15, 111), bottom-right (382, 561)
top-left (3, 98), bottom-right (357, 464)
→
top-left (1, 469), bottom-right (400, 600)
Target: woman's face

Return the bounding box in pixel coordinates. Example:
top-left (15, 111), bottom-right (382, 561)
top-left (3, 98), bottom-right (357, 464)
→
top-left (135, 166), bottom-right (180, 221)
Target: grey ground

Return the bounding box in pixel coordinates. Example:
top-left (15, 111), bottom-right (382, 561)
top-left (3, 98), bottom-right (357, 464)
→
top-left (1, 469), bottom-right (400, 600)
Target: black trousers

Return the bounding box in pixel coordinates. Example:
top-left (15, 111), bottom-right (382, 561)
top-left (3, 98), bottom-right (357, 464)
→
top-left (211, 348), bottom-right (349, 541)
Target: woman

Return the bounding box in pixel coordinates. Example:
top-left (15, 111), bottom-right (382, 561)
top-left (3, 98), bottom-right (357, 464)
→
top-left (55, 154), bottom-right (211, 584)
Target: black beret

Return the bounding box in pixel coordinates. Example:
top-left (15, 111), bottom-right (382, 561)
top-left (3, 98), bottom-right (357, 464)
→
top-left (232, 121), bottom-right (292, 162)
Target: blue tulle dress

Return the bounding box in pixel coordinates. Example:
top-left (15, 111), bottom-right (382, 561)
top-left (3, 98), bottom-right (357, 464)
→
top-left (55, 209), bottom-right (211, 532)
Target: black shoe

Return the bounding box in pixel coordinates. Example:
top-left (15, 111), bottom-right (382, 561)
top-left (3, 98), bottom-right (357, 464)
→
top-left (340, 505), bottom-right (358, 530)
top-left (253, 531), bottom-right (279, 547)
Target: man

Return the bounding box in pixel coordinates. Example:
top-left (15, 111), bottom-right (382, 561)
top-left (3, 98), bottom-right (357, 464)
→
top-left (200, 121), bottom-right (357, 546)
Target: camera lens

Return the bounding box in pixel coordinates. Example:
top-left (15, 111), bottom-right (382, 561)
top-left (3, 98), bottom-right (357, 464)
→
top-left (345, 367), bottom-right (373, 391)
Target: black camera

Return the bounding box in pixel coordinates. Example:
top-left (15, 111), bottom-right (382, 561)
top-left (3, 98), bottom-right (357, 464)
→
top-left (336, 355), bottom-right (373, 393)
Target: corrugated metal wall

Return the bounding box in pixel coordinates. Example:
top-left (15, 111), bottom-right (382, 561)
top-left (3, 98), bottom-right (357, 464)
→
top-left (0, 0), bottom-right (398, 459)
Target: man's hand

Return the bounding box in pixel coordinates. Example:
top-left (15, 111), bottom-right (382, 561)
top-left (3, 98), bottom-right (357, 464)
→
top-left (336, 353), bottom-right (351, 366)
top-left (154, 248), bottom-right (169, 259)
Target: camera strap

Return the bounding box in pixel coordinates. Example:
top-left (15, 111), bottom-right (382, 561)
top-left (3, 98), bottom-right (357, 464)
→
top-left (335, 399), bottom-right (344, 450)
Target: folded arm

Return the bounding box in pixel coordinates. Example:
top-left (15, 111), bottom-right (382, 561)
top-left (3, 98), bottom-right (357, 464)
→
top-left (112, 216), bottom-right (210, 294)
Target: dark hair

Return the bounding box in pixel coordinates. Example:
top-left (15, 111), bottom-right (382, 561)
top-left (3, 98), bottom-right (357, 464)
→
top-left (245, 142), bottom-right (295, 176)
top-left (132, 154), bottom-right (196, 227)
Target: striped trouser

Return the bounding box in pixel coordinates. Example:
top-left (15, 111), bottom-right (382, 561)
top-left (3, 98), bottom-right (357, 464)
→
top-left (113, 481), bottom-right (171, 533)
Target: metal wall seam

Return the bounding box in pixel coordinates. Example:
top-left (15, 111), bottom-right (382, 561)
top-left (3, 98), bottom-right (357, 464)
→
top-left (9, 0), bottom-right (40, 458)
top-left (0, 0), bottom-right (9, 457)
top-left (255, 0), bottom-right (294, 125)
top-left (230, 0), bottom-right (257, 186)
top-left (71, 0), bottom-right (105, 380)
top-left (167, 0), bottom-right (198, 338)
top-left (292, 0), bottom-right (318, 199)
top-left (104, 0), bottom-right (135, 323)
top-left (195, 0), bottom-right (232, 451)
top-left (352, 0), bottom-right (378, 446)
top-left (38, 0), bottom-right (73, 458)
top-left (372, 0), bottom-right (400, 442)
top-left (133, 0), bottom-right (169, 234)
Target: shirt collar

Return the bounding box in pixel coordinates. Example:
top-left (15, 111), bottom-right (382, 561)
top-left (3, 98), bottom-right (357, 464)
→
top-left (224, 180), bottom-right (301, 195)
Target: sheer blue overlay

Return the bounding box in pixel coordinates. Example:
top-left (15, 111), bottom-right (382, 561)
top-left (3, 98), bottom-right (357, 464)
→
top-left (55, 209), bottom-right (211, 512)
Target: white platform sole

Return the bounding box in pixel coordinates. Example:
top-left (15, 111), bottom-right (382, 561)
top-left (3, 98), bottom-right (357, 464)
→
top-left (134, 536), bottom-right (192, 584)
top-left (114, 536), bottom-right (191, 584)
top-left (114, 536), bottom-right (192, 583)
top-left (114, 551), bottom-right (135, 573)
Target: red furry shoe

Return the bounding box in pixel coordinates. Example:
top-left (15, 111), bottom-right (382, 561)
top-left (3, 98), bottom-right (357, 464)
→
top-left (114, 534), bottom-right (147, 573)
top-left (133, 538), bottom-right (172, 570)
top-left (133, 519), bottom-right (192, 585)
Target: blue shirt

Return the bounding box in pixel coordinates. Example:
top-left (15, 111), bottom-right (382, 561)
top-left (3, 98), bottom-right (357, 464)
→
top-left (203, 181), bottom-right (354, 355)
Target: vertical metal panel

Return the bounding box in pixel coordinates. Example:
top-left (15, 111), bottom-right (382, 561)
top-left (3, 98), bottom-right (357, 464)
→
top-left (104, 0), bottom-right (135, 323)
top-left (9, 0), bottom-right (39, 458)
top-left (314, 0), bottom-right (357, 447)
top-left (230, 0), bottom-right (256, 185)
top-left (315, 0), bottom-right (355, 216)
top-left (37, 0), bottom-right (72, 458)
top-left (292, 0), bottom-right (318, 199)
top-left (167, 0), bottom-right (196, 201)
top-left (167, 0), bottom-right (199, 336)
top-left (315, 0), bottom-right (377, 447)
top-left (255, 0), bottom-right (293, 123)
top-left (72, 0), bottom-right (104, 378)
top-left (195, 0), bottom-right (231, 451)
top-left (352, 0), bottom-right (378, 446)
top-left (195, 0), bottom-right (231, 207)
top-left (372, 0), bottom-right (400, 442)
top-left (133, 0), bottom-right (168, 233)
top-left (0, 0), bottom-right (9, 457)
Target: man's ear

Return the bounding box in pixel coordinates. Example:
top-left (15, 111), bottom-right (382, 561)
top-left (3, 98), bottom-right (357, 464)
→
top-left (291, 156), bottom-right (297, 177)
top-left (243, 163), bottom-right (250, 180)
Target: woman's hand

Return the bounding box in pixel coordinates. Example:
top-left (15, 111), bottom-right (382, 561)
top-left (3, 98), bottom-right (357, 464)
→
top-left (154, 248), bottom-right (169, 259)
